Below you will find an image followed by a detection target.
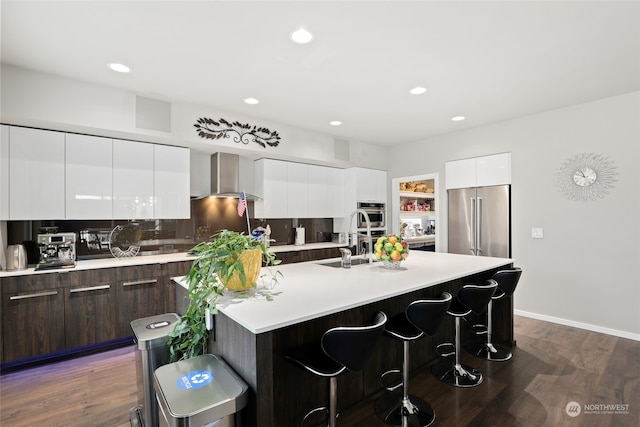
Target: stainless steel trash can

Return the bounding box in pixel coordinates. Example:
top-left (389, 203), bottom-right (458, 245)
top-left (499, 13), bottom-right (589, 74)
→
top-left (130, 313), bottom-right (181, 427)
top-left (154, 354), bottom-right (249, 427)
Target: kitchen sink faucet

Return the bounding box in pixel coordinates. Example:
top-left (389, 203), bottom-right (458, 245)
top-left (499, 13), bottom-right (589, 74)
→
top-left (349, 209), bottom-right (373, 263)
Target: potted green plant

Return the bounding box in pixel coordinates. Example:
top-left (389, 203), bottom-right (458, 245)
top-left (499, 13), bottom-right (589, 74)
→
top-left (167, 230), bottom-right (281, 362)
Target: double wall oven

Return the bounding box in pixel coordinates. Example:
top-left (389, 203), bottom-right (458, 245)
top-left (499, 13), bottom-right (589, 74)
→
top-left (356, 202), bottom-right (385, 228)
top-left (356, 202), bottom-right (386, 255)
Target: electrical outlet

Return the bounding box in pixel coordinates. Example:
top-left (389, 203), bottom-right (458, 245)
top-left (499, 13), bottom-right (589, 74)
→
top-left (531, 228), bottom-right (544, 239)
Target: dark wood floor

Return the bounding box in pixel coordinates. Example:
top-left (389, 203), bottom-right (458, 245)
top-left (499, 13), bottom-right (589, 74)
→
top-left (1, 315), bottom-right (638, 427)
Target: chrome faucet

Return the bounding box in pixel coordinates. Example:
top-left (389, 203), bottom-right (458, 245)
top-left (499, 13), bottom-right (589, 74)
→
top-left (349, 209), bottom-right (373, 263)
top-left (339, 248), bottom-right (352, 268)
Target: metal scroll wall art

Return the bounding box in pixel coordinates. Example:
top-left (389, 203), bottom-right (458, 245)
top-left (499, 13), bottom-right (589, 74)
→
top-left (194, 117), bottom-right (281, 148)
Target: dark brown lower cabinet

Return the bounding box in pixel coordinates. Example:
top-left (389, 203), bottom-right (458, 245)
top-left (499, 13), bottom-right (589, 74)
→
top-left (64, 269), bottom-right (117, 349)
top-left (115, 264), bottom-right (165, 338)
top-left (1, 260), bottom-right (192, 366)
top-left (1, 273), bottom-right (66, 362)
top-left (164, 260), bottom-right (193, 313)
top-left (276, 247), bottom-right (344, 264)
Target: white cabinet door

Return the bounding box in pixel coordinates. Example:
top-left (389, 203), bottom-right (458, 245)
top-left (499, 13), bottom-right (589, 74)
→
top-left (9, 127), bottom-right (65, 219)
top-left (113, 139), bottom-right (154, 219)
top-left (256, 160), bottom-right (345, 219)
top-left (254, 159), bottom-right (287, 218)
top-left (476, 153), bottom-right (511, 187)
top-left (326, 167), bottom-right (345, 218)
top-left (286, 162), bottom-right (308, 218)
top-left (446, 153), bottom-right (511, 189)
top-left (65, 134), bottom-right (113, 219)
top-left (308, 165), bottom-right (328, 218)
top-left (154, 145), bottom-right (190, 219)
top-left (0, 125), bottom-right (8, 220)
top-left (354, 167), bottom-right (387, 202)
top-left (445, 158), bottom-right (476, 189)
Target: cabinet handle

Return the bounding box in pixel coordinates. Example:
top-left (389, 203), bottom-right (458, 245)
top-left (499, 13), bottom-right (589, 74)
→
top-left (10, 290), bottom-right (58, 300)
top-left (69, 285), bottom-right (111, 293)
top-left (122, 279), bottom-right (158, 287)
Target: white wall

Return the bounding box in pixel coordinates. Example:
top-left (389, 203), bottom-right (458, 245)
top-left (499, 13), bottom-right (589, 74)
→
top-left (0, 64), bottom-right (389, 170)
top-left (387, 91), bottom-right (640, 339)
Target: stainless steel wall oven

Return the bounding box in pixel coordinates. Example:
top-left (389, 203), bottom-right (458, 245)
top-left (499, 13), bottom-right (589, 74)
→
top-left (357, 202), bottom-right (385, 228)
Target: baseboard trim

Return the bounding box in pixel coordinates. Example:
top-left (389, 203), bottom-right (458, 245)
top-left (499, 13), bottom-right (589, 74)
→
top-left (515, 309), bottom-right (640, 342)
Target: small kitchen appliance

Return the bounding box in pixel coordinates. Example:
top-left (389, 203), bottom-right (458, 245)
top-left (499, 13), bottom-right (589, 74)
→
top-left (6, 244), bottom-right (28, 271)
top-left (36, 232), bottom-right (77, 270)
top-left (295, 226), bottom-right (305, 246)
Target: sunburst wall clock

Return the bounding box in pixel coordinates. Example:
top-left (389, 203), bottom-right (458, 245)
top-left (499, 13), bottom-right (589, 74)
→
top-left (555, 152), bottom-right (618, 202)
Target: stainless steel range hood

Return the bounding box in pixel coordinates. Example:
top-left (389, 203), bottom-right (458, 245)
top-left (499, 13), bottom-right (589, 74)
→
top-left (208, 152), bottom-right (259, 199)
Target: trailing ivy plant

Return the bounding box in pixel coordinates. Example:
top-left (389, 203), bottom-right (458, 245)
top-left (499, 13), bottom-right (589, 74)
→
top-left (167, 230), bottom-right (281, 362)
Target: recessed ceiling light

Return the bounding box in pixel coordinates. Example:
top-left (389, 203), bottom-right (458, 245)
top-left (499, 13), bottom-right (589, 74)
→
top-left (409, 86), bottom-right (427, 95)
top-left (451, 116), bottom-right (466, 122)
top-left (107, 63), bottom-right (131, 73)
top-left (244, 97), bottom-right (260, 105)
top-left (290, 28), bottom-right (314, 44)
top-left (329, 121), bottom-right (342, 126)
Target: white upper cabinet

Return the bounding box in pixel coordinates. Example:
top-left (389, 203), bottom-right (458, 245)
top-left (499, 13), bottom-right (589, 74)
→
top-left (326, 167), bottom-right (345, 218)
top-left (65, 134), bottom-right (113, 219)
top-left (255, 159), bottom-right (345, 219)
top-left (113, 139), bottom-right (154, 219)
top-left (9, 127), bottom-right (66, 220)
top-left (254, 159), bottom-right (288, 218)
top-left (308, 165), bottom-right (329, 218)
top-left (476, 152), bottom-right (511, 187)
top-left (154, 144), bottom-right (190, 219)
top-left (445, 158), bottom-right (476, 190)
top-left (353, 167), bottom-right (387, 203)
top-left (445, 153), bottom-right (511, 189)
top-left (286, 162), bottom-right (308, 218)
top-left (309, 166), bottom-right (345, 218)
top-left (0, 125), bottom-right (8, 220)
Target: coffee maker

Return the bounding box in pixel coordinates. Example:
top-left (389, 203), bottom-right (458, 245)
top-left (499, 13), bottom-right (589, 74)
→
top-left (36, 232), bottom-right (77, 270)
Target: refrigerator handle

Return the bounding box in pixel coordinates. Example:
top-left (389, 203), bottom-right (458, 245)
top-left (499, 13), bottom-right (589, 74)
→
top-left (470, 197), bottom-right (476, 255)
top-left (477, 197), bottom-right (483, 254)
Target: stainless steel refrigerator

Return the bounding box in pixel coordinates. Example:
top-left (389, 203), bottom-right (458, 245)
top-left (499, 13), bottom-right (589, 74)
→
top-left (448, 185), bottom-right (510, 257)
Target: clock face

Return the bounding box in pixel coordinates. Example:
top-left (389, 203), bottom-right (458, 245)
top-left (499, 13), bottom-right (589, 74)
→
top-left (573, 167), bottom-right (597, 187)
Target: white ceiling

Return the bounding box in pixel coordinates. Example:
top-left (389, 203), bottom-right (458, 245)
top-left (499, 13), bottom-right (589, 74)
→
top-left (2, 1), bottom-right (640, 146)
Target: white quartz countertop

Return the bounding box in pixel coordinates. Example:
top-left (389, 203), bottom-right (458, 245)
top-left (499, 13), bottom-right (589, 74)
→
top-left (0, 252), bottom-right (196, 277)
top-left (173, 251), bottom-right (513, 335)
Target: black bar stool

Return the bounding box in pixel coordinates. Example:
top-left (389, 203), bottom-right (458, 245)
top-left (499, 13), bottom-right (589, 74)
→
top-left (375, 292), bottom-right (452, 427)
top-left (285, 311), bottom-right (388, 427)
top-left (467, 268), bottom-right (522, 361)
top-left (432, 280), bottom-right (497, 387)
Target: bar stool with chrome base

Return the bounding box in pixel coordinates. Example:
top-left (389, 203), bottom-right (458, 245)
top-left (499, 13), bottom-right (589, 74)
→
top-left (285, 311), bottom-right (388, 427)
top-left (467, 268), bottom-right (522, 361)
top-left (432, 280), bottom-right (497, 387)
top-left (375, 292), bottom-right (452, 427)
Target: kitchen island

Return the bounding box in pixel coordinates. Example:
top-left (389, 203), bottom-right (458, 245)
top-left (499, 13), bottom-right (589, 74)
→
top-left (174, 251), bottom-right (513, 426)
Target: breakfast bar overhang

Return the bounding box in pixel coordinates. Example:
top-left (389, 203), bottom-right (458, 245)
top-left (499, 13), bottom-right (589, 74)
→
top-left (175, 251), bottom-right (514, 426)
